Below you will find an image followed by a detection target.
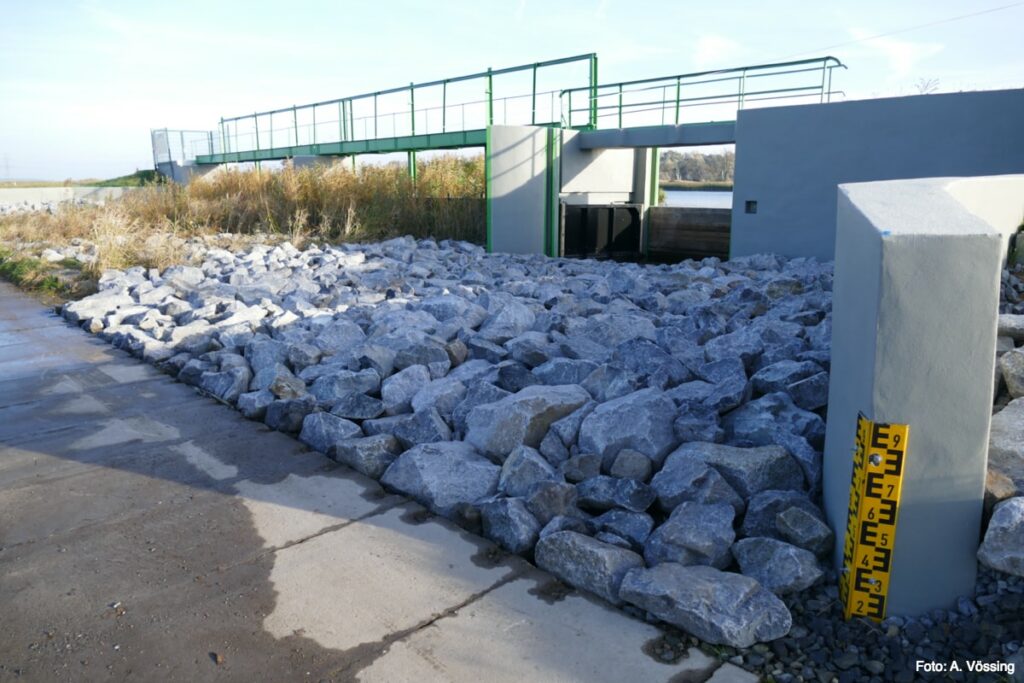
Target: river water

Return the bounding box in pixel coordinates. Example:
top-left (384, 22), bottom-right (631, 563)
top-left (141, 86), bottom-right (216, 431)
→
top-left (662, 189), bottom-right (733, 209)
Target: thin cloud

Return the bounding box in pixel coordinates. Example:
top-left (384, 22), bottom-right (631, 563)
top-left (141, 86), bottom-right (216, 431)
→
top-left (848, 28), bottom-right (944, 78)
top-left (693, 35), bottom-right (741, 69)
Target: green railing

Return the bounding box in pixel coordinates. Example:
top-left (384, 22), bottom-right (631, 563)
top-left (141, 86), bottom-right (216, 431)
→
top-left (171, 54), bottom-right (597, 162)
top-left (560, 56), bottom-right (845, 130)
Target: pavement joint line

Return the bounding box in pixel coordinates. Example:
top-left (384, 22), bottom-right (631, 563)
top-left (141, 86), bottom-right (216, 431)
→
top-left (253, 496), bottom-right (406, 558)
top-left (324, 566), bottom-right (530, 681)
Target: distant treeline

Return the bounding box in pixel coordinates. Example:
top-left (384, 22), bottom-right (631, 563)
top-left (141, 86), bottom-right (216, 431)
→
top-left (660, 150), bottom-right (734, 183)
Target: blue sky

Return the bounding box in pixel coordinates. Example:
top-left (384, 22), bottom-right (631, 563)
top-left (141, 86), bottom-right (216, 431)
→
top-left (2, 0), bottom-right (1023, 179)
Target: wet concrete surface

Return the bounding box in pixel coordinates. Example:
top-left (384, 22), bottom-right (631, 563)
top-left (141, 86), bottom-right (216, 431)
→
top-left (0, 282), bottom-right (758, 682)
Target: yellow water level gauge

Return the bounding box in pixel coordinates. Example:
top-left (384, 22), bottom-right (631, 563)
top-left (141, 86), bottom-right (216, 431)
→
top-left (839, 413), bottom-right (910, 621)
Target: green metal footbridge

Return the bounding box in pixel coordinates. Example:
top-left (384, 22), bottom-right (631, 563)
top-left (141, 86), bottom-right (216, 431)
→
top-left (151, 53), bottom-right (845, 174)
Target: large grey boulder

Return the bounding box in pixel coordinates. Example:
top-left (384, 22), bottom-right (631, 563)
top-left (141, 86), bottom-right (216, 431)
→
top-left (505, 331), bottom-right (558, 368)
top-left (465, 384), bottom-right (590, 462)
top-left (572, 313), bottom-right (656, 348)
top-left (703, 328), bottom-right (764, 370)
top-left (619, 563), bottom-right (792, 647)
top-left (245, 337), bottom-right (290, 375)
top-left (330, 392), bottom-right (385, 420)
top-left (580, 364), bottom-right (642, 402)
top-left (498, 445), bottom-right (560, 497)
top-left (411, 377), bottom-right (467, 421)
top-left (593, 510), bottom-right (654, 549)
top-left (577, 388), bottom-right (678, 468)
top-left (450, 382), bottom-right (511, 435)
top-left (650, 454), bottom-right (744, 514)
top-left (610, 338), bottom-right (690, 389)
top-left (310, 369), bottom-right (380, 406)
top-left (314, 318), bottom-right (367, 354)
top-left (667, 442), bottom-right (804, 500)
top-left (393, 408), bottom-right (452, 448)
top-left (238, 389), bottom-right (274, 420)
top-left (477, 301), bottom-right (535, 344)
top-left (380, 441), bottom-right (500, 519)
top-left (576, 476), bottom-right (656, 513)
top-left (199, 366), bottom-right (252, 404)
top-left (776, 506), bottom-right (834, 556)
top-left (987, 398), bottom-right (1024, 501)
top-left (381, 364), bottom-right (432, 415)
top-left (1000, 349), bottom-right (1024, 398)
top-left (978, 497), bottom-right (1024, 576)
top-left (265, 395), bottom-right (316, 433)
top-left (699, 359), bottom-right (752, 415)
top-left (643, 502), bottom-right (736, 569)
top-left (732, 537), bottom-right (824, 594)
top-left (548, 400), bottom-right (598, 448)
top-left (741, 490), bottom-right (823, 539)
top-left (525, 482), bottom-right (580, 525)
top-left (533, 358), bottom-right (599, 386)
top-left (785, 371), bottom-right (829, 411)
top-left (751, 359), bottom-right (823, 395)
top-left (298, 412), bottom-right (363, 453)
top-left (534, 531), bottom-right (644, 605)
top-left (998, 314), bottom-right (1024, 343)
top-left (672, 406), bottom-right (724, 444)
top-left (608, 449), bottom-right (654, 482)
top-left (723, 392), bottom-right (826, 449)
top-left (63, 291), bottom-right (134, 326)
top-left (479, 498), bottom-right (541, 555)
top-left (332, 434), bottom-right (401, 479)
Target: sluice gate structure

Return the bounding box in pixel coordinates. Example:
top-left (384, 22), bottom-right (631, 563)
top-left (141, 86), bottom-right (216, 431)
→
top-left (152, 53), bottom-right (846, 261)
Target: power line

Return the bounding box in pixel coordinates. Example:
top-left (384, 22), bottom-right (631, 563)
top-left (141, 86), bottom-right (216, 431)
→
top-left (771, 1), bottom-right (1024, 61)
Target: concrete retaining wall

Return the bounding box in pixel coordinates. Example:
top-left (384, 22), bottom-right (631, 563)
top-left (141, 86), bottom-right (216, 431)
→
top-left (730, 89), bottom-right (1024, 260)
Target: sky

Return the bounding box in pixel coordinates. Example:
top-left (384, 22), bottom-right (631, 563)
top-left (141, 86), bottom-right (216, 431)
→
top-left (1, 0), bottom-right (1023, 180)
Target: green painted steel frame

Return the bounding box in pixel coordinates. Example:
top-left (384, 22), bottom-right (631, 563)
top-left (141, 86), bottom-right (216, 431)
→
top-left (197, 129), bottom-right (487, 164)
top-left (561, 55), bottom-right (845, 129)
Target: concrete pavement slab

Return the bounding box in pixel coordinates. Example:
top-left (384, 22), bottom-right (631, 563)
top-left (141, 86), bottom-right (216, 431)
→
top-left (358, 568), bottom-right (720, 683)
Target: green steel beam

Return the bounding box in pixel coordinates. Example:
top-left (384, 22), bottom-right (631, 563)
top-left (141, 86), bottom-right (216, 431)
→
top-left (196, 129), bottom-right (488, 164)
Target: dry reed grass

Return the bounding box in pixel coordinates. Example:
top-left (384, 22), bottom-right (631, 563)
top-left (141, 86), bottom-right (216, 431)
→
top-left (0, 154), bottom-right (485, 277)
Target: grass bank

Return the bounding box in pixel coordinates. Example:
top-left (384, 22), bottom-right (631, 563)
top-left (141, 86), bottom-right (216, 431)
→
top-left (0, 247), bottom-right (92, 301)
top-left (659, 180), bottom-right (733, 191)
top-left (0, 155), bottom-right (486, 291)
top-left (0, 170), bottom-right (161, 189)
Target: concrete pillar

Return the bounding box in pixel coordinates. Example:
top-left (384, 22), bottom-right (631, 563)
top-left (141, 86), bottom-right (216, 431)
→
top-left (824, 175), bottom-right (1024, 616)
top-left (487, 125), bottom-right (551, 254)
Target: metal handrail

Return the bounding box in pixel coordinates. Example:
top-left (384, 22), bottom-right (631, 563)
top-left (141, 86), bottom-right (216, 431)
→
top-left (560, 56), bottom-right (846, 129)
top-left (206, 54), bottom-right (597, 158)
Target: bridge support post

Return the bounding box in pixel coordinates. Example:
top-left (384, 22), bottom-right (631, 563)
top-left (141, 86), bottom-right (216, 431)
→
top-left (407, 151), bottom-right (417, 181)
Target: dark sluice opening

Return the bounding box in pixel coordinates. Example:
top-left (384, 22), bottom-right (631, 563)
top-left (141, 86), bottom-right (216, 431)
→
top-left (561, 203), bottom-right (643, 261)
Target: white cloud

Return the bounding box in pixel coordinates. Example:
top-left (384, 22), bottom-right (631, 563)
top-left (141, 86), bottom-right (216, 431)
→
top-left (848, 29), bottom-right (944, 79)
top-left (693, 35), bottom-right (741, 69)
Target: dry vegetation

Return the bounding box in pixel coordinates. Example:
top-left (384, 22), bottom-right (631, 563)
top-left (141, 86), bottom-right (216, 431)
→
top-left (0, 155), bottom-right (485, 292)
